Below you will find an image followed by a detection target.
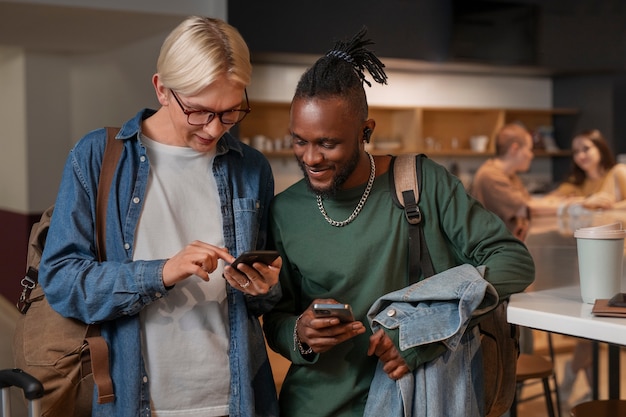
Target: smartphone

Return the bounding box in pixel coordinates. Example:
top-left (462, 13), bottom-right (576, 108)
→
top-left (230, 250), bottom-right (279, 269)
top-left (313, 303), bottom-right (355, 322)
top-left (608, 292), bottom-right (626, 307)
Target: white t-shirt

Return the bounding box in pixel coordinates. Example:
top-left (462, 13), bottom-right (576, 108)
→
top-left (136, 136), bottom-right (230, 417)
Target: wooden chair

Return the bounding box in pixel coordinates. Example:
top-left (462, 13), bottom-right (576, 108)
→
top-left (510, 332), bottom-right (561, 417)
top-left (569, 400), bottom-right (626, 416)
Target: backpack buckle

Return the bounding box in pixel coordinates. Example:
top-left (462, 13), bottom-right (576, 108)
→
top-left (404, 204), bottom-right (422, 225)
top-left (401, 190), bottom-right (422, 225)
top-left (17, 267), bottom-right (38, 314)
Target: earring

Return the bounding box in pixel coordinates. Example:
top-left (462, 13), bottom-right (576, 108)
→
top-left (363, 128), bottom-right (372, 143)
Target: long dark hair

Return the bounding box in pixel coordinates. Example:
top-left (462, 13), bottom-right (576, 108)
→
top-left (293, 27), bottom-right (388, 121)
top-left (565, 129), bottom-right (616, 186)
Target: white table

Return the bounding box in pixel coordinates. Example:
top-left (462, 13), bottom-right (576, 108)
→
top-left (509, 284), bottom-right (625, 399)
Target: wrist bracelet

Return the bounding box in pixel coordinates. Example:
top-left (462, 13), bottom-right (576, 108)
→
top-left (293, 314), bottom-right (314, 355)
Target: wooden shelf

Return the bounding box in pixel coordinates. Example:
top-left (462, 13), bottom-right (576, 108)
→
top-left (263, 150), bottom-right (294, 158)
top-left (239, 102), bottom-right (579, 158)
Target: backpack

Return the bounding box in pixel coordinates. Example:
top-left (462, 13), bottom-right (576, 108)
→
top-left (13, 128), bottom-right (123, 416)
top-left (390, 153), bottom-right (520, 417)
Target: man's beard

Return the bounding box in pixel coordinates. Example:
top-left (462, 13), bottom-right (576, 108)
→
top-left (297, 148), bottom-right (361, 199)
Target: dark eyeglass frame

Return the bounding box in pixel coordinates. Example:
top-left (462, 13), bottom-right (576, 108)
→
top-left (170, 89), bottom-right (251, 126)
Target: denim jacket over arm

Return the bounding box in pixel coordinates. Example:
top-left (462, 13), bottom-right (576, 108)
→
top-left (364, 264), bottom-right (498, 417)
top-left (39, 109), bottom-right (280, 417)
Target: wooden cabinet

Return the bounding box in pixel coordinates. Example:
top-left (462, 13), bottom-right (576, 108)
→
top-left (238, 102), bottom-right (578, 158)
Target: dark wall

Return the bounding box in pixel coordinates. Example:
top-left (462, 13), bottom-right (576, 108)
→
top-left (229, 0), bottom-right (626, 178)
top-left (538, 1), bottom-right (626, 73)
top-left (614, 78), bottom-right (626, 156)
top-left (229, 0), bottom-right (626, 74)
top-left (229, 0), bottom-right (452, 62)
top-left (553, 73), bottom-right (626, 176)
top-left (0, 210), bottom-right (40, 302)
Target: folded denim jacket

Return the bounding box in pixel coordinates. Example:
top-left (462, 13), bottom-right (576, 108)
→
top-left (364, 264), bottom-right (498, 417)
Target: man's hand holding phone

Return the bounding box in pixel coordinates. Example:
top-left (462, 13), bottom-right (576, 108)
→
top-left (294, 299), bottom-right (366, 354)
top-left (313, 303), bottom-right (355, 322)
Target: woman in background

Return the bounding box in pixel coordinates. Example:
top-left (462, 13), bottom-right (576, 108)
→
top-left (532, 129), bottom-right (626, 215)
top-left (551, 129), bottom-right (616, 198)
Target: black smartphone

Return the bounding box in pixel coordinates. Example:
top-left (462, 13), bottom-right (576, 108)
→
top-left (230, 250), bottom-right (279, 269)
top-left (313, 303), bottom-right (355, 322)
top-left (608, 292), bottom-right (626, 307)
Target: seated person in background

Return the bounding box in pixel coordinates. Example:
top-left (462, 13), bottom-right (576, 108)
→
top-left (532, 129), bottom-right (626, 213)
top-left (550, 129), bottom-right (616, 198)
top-left (470, 123), bottom-right (534, 240)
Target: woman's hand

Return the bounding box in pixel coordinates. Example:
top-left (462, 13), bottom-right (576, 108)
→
top-left (583, 191), bottom-right (615, 210)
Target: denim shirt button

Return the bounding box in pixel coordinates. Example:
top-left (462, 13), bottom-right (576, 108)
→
top-left (133, 197), bottom-right (140, 204)
top-left (140, 155), bottom-right (146, 162)
top-left (386, 309), bottom-right (396, 317)
top-left (124, 243), bottom-right (131, 250)
top-left (155, 292), bottom-right (162, 298)
top-left (143, 376), bottom-right (148, 383)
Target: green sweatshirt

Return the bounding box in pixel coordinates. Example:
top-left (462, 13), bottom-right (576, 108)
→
top-left (264, 156), bottom-right (534, 417)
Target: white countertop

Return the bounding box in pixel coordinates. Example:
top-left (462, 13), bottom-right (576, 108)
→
top-left (508, 285), bottom-right (626, 346)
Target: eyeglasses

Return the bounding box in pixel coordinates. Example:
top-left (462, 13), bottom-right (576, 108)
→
top-left (170, 89), bottom-right (251, 126)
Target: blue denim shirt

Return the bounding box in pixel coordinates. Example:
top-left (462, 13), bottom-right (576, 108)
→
top-left (39, 109), bottom-right (280, 417)
top-left (364, 264), bottom-right (497, 417)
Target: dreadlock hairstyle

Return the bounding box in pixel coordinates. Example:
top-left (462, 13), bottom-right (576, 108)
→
top-left (293, 27), bottom-right (388, 121)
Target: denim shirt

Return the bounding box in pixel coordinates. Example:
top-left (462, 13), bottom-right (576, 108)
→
top-left (364, 264), bottom-right (497, 417)
top-left (39, 109), bottom-right (280, 417)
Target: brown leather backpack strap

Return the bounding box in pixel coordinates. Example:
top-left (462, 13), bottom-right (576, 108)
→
top-left (85, 334), bottom-right (115, 403)
top-left (87, 127), bottom-right (122, 405)
top-left (96, 127), bottom-right (123, 262)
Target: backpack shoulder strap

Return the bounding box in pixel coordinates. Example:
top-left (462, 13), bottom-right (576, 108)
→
top-left (389, 153), bottom-right (434, 282)
top-left (392, 153), bottom-right (421, 224)
top-left (90, 127), bottom-right (122, 404)
top-left (18, 128), bottom-right (123, 313)
top-left (95, 127), bottom-right (123, 262)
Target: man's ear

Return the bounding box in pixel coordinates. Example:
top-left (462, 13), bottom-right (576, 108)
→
top-left (362, 119), bottom-right (376, 143)
top-left (507, 142), bottom-right (521, 156)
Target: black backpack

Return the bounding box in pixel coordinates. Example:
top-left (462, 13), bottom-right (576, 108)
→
top-left (390, 153), bottom-right (520, 417)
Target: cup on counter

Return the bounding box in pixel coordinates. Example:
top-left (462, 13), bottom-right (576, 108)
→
top-left (470, 135), bottom-right (489, 152)
top-left (574, 222), bottom-right (626, 304)
top-left (252, 135), bottom-right (267, 150)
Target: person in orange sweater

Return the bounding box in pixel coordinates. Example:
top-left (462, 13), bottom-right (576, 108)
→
top-left (470, 122), bottom-right (534, 241)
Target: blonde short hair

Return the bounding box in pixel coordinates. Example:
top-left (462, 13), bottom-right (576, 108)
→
top-left (157, 16), bottom-right (252, 95)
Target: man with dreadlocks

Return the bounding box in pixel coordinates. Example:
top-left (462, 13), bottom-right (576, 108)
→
top-left (263, 28), bottom-right (534, 417)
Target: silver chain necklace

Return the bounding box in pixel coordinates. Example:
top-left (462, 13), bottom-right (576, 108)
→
top-left (316, 152), bottom-right (376, 227)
